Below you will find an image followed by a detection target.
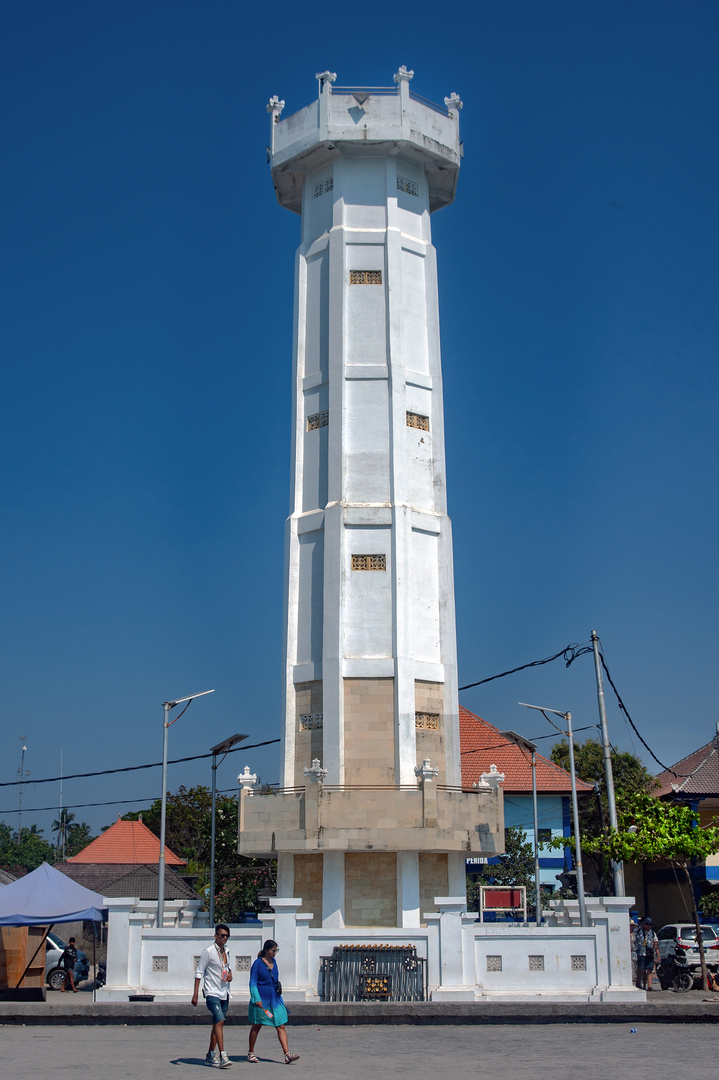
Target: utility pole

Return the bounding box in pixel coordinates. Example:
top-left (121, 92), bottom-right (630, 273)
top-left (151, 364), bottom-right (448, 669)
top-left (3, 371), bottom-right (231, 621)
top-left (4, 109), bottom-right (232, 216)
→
top-left (591, 630), bottom-right (624, 896)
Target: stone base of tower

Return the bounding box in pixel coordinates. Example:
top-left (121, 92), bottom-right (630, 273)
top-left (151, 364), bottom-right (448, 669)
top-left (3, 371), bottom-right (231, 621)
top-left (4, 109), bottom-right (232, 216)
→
top-left (276, 850), bottom-right (467, 929)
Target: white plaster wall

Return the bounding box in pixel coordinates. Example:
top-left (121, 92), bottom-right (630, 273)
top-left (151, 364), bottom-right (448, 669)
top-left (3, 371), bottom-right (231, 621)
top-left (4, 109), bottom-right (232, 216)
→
top-left (343, 525), bottom-right (392, 658)
top-left (343, 378), bottom-right (390, 503)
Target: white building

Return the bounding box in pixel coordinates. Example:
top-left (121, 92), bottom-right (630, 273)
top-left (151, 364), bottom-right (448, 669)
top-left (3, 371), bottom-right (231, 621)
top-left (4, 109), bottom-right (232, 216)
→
top-left (239, 68), bottom-right (505, 930)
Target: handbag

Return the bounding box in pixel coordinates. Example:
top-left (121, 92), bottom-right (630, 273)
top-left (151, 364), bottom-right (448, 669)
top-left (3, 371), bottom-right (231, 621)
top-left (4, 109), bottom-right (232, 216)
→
top-left (273, 978), bottom-right (283, 997)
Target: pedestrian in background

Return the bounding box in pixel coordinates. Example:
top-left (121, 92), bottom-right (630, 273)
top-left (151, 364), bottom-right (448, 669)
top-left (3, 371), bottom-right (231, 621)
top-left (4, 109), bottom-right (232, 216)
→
top-left (192, 923), bottom-right (234, 1068)
top-left (635, 916), bottom-right (660, 990)
top-left (61, 937), bottom-right (78, 993)
top-left (247, 940), bottom-right (299, 1064)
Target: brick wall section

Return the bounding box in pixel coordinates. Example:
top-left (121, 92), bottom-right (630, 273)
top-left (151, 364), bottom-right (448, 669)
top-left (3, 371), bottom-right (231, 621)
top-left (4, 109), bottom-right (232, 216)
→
top-left (294, 680), bottom-right (323, 787)
top-left (293, 853), bottom-right (323, 928)
top-left (414, 680), bottom-right (446, 784)
top-left (345, 852), bottom-right (397, 926)
top-left (419, 852), bottom-right (449, 924)
top-left (343, 678), bottom-right (395, 784)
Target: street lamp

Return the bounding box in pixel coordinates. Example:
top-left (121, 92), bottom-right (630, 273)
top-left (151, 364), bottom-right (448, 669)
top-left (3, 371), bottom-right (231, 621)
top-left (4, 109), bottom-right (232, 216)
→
top-left (209, 733), bottom-right (248, 927)
top-left (499, 729), bottom-right (541, 927)
top-left (519, 702), bottom-right (588, 927)
top-left (157, 689), bottom-right (215, 927)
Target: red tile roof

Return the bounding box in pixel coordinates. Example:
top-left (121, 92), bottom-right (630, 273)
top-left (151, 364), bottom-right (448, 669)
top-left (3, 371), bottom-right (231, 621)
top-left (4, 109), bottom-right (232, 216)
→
top-left (459, 706), bottom-right (594, 794)
top-left (655, 739), bottom-right (719, 797)
top-left (66, 817), bottom-right (186, 865)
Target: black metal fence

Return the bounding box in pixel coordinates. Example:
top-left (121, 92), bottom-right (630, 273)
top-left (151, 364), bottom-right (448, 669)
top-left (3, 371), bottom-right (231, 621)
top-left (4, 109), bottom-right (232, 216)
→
top-left (318, 944), bottom-right (427, 1002)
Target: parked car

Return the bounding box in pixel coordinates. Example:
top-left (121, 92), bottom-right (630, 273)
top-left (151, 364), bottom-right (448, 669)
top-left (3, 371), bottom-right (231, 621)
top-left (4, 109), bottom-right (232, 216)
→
top-left (657, 923), bottom-right (719, 983)
top-left (45, 930), bottom-right (89, 991)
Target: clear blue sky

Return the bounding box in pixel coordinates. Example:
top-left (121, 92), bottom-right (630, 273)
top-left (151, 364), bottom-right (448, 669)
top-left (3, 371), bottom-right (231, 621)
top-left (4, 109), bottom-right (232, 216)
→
top-left (2, 1), bottom-right (717, 839)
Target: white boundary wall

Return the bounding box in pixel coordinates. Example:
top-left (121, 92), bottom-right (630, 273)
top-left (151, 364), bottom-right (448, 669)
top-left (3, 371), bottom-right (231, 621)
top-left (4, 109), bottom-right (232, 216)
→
top-left (98, 896), bottom-right (644, 1003)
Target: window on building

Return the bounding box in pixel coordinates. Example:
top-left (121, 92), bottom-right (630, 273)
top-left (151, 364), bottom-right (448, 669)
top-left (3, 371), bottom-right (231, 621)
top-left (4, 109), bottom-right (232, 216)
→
top-left (351, 554), bottom-right (386, 571)
top-left (349, 270), bottom-right (382, 284)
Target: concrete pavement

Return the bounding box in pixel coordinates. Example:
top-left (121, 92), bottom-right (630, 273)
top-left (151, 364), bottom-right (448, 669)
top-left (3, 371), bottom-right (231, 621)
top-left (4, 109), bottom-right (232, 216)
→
top-left (2, 1022), bottom-right (718, 1080)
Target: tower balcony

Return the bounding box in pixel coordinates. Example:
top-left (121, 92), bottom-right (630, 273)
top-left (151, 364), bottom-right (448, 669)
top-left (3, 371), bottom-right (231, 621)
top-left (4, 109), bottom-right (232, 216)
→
top-left (269, 69), bottom-right (462, 214)
top-left (237, 781), bottom-right (503, 857)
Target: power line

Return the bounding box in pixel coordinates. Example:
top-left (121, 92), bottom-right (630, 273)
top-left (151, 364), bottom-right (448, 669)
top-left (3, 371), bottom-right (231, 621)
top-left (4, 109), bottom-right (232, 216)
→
top-left (458, 642), bottom-right (593, 691)
top-left (0, 784), bottom-right (263, 817)
top-left (0, 738), bottom-right (280, 789)
top-left (460, 724), bottom-right (598, 756)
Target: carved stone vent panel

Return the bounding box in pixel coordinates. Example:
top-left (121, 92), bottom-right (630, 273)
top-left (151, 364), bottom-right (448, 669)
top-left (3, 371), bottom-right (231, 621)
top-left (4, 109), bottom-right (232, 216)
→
top-left (528, 955), bottom-right (544, 972)
top-left (397, 176), bottom-right (419, 197)
top-left (300, 713), bottom-right (323, 730)
top-left (236, 956), bottom-right (252, 972)
top-left (486, 955), bottom-right (502, 972)
top-left (571, 955), bottom-right (587, 971)
top-left (313, 177), bottom-right (334, 198)
top-left (406, 411), bottom-right (430, 431)
top-left (349, 270), bottom-right (382, 285)
top-left (352, 554), bottom-right (386, 571)
top-left (152, 956), bottom-right (168, 972)
top-left (415, 712), bottom-right (440, 730)
top-left (307, 411), bottom-right (329, 431)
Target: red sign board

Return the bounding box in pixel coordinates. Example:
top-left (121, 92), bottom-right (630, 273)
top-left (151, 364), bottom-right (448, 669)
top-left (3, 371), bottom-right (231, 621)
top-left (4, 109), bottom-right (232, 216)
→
top-left (483, 888), bottom-right (523, 908)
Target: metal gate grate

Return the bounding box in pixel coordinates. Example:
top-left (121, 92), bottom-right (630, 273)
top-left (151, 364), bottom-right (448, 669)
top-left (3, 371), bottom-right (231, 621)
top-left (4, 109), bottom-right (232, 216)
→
top-left (318, 944), bottom-right (426, 1002)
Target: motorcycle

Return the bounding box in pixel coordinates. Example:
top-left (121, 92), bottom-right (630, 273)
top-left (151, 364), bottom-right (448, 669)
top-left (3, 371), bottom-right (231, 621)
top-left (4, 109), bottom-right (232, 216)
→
top-left (95, 962), bottom-right (107, 988)
top-left (658, 948), bottom-right (694, 992)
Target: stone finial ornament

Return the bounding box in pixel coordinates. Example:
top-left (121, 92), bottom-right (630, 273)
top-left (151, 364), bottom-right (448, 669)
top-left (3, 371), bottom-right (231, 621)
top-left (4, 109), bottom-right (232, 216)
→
top-left (238, 766), bottom-right (258, 795)
top-left (266, 95), bottom-right (285, 121)
top-left (315, 70), bottom-right (337, 86)
top-left (394, 65), bottom-right (414, 84)
top-left (480, 764), bottom-right (505, 789)
top-left (414, 758), bottom-right (439, 782)
top-left (304, 758), bottom-right (328, 783)
top-left (444, 92), bottom-right (463, 115)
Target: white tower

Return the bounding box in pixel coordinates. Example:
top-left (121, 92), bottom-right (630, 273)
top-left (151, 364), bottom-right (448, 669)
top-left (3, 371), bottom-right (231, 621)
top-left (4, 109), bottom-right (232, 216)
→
top-left (240, 70), bottom-right (502, 932)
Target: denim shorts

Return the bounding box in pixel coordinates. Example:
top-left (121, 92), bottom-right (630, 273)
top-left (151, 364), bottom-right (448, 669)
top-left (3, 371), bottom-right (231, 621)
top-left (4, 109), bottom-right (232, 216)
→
top-left (206, 995), bottom-right (230, 1024)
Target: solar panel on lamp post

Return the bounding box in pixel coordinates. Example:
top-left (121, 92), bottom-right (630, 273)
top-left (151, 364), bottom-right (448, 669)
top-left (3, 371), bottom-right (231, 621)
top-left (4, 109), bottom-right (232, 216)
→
top-left (209, 733), bottom-right (248, 928)
top-left (157, 690), bottom-right (215, 928)
top-left (499, 729), bottom-right (541, 927)
top-left (518, 702), bottom-right (588, 927)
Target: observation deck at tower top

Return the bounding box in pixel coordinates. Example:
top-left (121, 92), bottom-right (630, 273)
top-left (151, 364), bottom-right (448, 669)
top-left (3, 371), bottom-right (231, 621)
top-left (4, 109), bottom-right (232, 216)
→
top-left (268, 69), bottom-right (463, 215)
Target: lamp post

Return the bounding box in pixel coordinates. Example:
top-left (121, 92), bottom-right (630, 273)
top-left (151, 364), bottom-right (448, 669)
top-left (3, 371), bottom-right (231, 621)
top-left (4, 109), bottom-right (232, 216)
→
top-left (519, 702), bottom-right (588, 927)
top-left (209, 733), bottom-right (248, 927)
top-left (499, 730), bottom-right (541, 926)
top-left (157, 689), bottom-right (215, 927)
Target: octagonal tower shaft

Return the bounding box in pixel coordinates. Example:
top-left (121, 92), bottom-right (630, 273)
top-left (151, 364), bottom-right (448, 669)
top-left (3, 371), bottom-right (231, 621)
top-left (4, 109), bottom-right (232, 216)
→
top-left (275, 73), bottom-right (463, 793)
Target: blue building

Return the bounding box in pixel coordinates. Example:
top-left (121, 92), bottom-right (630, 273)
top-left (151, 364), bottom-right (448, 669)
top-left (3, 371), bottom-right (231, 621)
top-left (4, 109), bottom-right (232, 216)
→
top-left (460, 706), bottom-right (594, 893)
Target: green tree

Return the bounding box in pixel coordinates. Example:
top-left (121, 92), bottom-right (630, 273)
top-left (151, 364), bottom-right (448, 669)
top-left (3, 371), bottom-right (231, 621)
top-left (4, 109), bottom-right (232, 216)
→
top-left (116, 786), bottom-right (275, 917)
top-left (0, 822), bottom-right (56, 874)
top-left (550, 738), bottom-right (658, 892)
top-left (120, 786), bottom-right (213, 865)
top-left (65, 822), bottom-right (94, 858)
top-left (467, 826), bottom-right (538, 916)
top-left (582, 791), bottom-right (719, 990)
top-left (52, 808), bottom-right (76, 856)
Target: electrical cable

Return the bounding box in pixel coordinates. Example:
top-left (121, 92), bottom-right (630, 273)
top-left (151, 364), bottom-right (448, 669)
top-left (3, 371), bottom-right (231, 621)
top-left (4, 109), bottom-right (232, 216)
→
top-left (0, 738), bottom-right (280, 789)
top-left (598, 653), bottom-right (686, 777)
top-left (458, 641), bottom-right (593, 691)
top-left (460, 724), bottom-right (598, 756)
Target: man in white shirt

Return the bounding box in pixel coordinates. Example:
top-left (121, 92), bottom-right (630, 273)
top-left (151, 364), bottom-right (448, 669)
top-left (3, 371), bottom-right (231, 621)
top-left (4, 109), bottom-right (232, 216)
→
top-left (192, 923), bottom-right (234, 1068)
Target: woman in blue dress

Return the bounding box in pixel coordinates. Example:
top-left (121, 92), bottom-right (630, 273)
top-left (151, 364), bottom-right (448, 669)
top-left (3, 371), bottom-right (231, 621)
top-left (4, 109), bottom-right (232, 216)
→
top-left (247, 939), bottom-right (299, 1064)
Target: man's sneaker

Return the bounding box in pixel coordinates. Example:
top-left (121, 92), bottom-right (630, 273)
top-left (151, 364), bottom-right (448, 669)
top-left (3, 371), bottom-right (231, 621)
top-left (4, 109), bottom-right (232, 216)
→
top-left (205, 1052), bottom-right (218, 1067)
top-left (219, 1052), bottom-right (232, 1069)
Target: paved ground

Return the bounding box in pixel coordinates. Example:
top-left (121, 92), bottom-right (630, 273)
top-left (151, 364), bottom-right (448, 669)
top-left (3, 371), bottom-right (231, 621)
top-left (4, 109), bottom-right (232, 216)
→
top-left (3, 1022), bottom-right (719, 1080)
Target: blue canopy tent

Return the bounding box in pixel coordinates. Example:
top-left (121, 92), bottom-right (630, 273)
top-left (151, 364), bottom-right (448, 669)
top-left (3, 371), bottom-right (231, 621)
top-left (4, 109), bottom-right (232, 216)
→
top-left (0, 862), bottom-right (107, 998)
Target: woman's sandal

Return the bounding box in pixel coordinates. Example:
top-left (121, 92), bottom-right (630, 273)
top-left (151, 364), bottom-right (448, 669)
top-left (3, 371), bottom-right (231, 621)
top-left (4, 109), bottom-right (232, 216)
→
top-left (247, 1053), bottom-right (259, 1063)
top-left (285, 1053), bottom-right (300, 1064)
